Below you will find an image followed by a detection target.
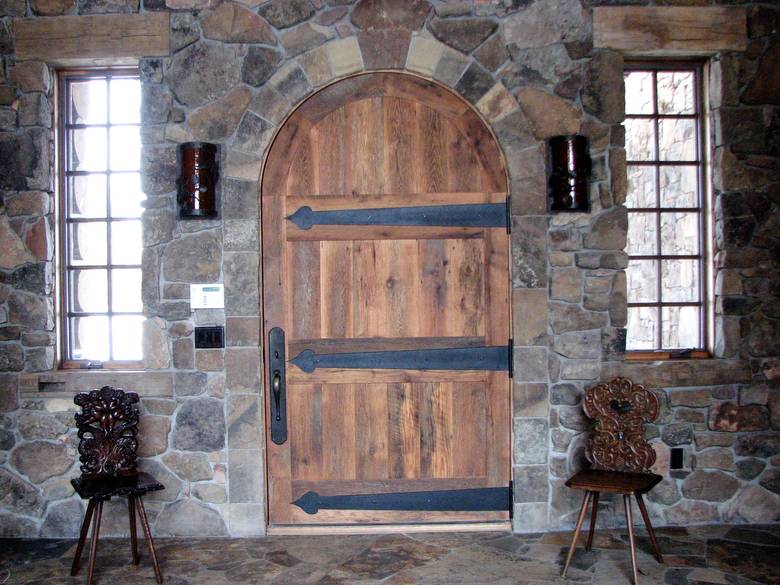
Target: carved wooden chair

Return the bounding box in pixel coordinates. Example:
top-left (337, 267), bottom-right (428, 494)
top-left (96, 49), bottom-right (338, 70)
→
top-left (70, 386), bottom-right (164, 585)
top-left (561, 377), bottom-right (664, 585)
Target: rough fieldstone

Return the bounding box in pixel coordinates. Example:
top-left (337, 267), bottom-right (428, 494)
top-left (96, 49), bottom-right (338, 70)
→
top-left (455, 61), bottom-right (495, 105)
top-left (10, 441), bottom-right (71, 483)
top-left (141, 145), bottom-right (176, 196)
top-left (504, 0), bottom-right (587, 49)
top-left (696, 448), bottom-right (735, 471)
top-left (173, 398), bottom-right (225, 452)
top-left (18, 411), bottom-right (67, 440)
top-left (167, 42), bottom-right (242, 108)
top-left (228, 395), bottom-right (262, 450)
top-left (233, 111), bottom-right (272, 154)
top-left (194, 483), bottom-right (226, 504)
top-left (0, 513), bottom-right (37, 537)
top-left (141, 85), bottom-right (172, 126)
top-left (188, 86), bottom-right (251, 141)
top-left (258, 0), bottom-right (314, 28)
top-left (41, 499), bottom-right (83, 537)
top-left (550, 303), bottom-right (607, 334)
top-left (0, 428), bottom-right (14, 450)
top-left (155, 498), bottom-right (227, 536)
top-left (759, 468), bottom-right (780, 495)
top-left (550, 268), bottom-right (581, 303)
top-left (558, 405), bottom-right (590, 431)
top-left (709, 402), bottom-right (770, 432)
top-left (170, 12), bottom-right (200, 52)
top-left (202, 3), bottom-right (277, 44)
top-left (0, 0), bottom-right (26, 15)
top-left (172, 338), bottom-right (194, 369)
top-left (29, 0), bottom-right (75, 15)
top-left (735, 458), bottom-right (765, 480)
top-left (224, 252), bottom-right (260, 316)
top-left (143, 398), bottom-right (176, 416)
top-left (665, 500), bottom-right (719, 525)
top-left (163, 230), bottom-right (222, 283)
top-left (515, 87), bottom-right (580, 139)
top-left (18, 94), bottom-right (51, 128)
top-left (270, 62), bottom-right (311, 106)
top-left (473, 32), bottom-right (508, 72)
top-left (503, 44), bottom-right (574, 90)
top-left (0, 345), bottom-right (23, 372)
top-left (513, 465), bottom-right (548, 503)
top-left (513, 383), bottom-right (548, 417)
top-left (647, 478), bottom-right (681, 506)
top-left (175, 372), bottom-right (207, 397)
top-left (662, 423), bottom-right (693, 446)
top-left (228, 449), bottom-right (262, 503)
top-left (736, 433), bottom-right (780, 458)
top-left (582, 51), bottom-right (624, 124)
top-left (162, 451), bottom-right (212, 481)
top-left (281, 23), bottom-right (334, 57)
top-left (550, 383), bottom-right (580, 406)
top-left (428, 17), bottom-right (497, 53)
top-left (0, 468), bottom-right (44, 516)
top-left (513, 418), bottom-right (548, 465)
top-left (682, 469), bottom-right (739, 502)
top-left (584, 207), bottom-right (627, 250)
top-left (224, 219), bottom-right (259, 252)
top-left (138, 459), bottom-right (180, 502)
top-left (575, 251), bottom-right (628, 270)
top-left (137, 415), bottom-right (170, 456)
top-left (0, 373), bottom-right (18, 412)
top-left (0, 216), bottom-right (35, 269)
top-left (743, 39), bottom-right (780, 105)
top-left (728, 485), bottom-right (780, 524)
top-left (358, 29), bottom-right (411, 70)
top-left (142, 317), bottom-right (171, 370)
top-left (5, 191), bottom-right (49, 217)
top-left (554, 331), bottom-right (601, 360)
top-left (351, 0), bottom-right (429, 30)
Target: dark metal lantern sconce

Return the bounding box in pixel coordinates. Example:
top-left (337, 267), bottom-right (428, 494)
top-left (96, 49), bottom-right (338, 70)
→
top-left (177, 142), bottom-right (219, 219)
top-left (548, 134), bottom-right (591, 212)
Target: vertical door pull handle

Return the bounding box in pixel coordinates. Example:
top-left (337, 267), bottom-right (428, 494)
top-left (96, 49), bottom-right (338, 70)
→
top-left (269, 328), bottom-right (287, 444)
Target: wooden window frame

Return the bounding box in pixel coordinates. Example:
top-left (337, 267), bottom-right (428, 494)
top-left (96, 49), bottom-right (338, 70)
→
top-left (56, 67), bottom-right (143, 370)
top-left (623, 60), bottom-right (711, 360)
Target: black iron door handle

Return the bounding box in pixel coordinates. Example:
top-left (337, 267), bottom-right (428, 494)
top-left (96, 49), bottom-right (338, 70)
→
top-left (268, 327), bottom-right (287, 444)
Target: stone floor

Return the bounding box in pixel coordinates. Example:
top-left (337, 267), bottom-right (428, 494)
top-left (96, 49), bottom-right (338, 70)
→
top-left (1, 524), bottom-right (779, 585)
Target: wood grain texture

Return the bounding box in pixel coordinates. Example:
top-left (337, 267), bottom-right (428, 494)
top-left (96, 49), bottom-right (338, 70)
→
top-left (13, 13), bottom-right (169, 65)
top-left (262, 72), bottom-right (510, 527)
top-left (593, 7), bottom-right (746, 55)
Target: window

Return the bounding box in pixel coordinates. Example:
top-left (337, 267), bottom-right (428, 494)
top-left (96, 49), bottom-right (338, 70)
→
top-left (58, 69), bottom-right (144, 367)
top-left (623, 64), bottom-right (708, 353)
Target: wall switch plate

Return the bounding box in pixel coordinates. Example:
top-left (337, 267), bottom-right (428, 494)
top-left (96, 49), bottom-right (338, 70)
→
top-left (190, 284), bottom-right (224, 309)
top-left (194, 326), bottom-right (224, 349)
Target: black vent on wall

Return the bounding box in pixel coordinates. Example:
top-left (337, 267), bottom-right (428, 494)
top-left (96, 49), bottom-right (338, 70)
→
top-left (194, 326), bottom-right (224, 349)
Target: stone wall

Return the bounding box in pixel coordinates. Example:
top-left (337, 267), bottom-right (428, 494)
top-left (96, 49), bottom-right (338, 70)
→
top-left (0, 0), bottom-right (778, 537)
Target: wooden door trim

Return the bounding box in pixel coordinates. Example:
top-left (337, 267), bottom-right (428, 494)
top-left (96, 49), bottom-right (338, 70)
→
top-left (260, 70), bottom-right (512, 530)
top-left (267, 521), bottom-right (512, 536)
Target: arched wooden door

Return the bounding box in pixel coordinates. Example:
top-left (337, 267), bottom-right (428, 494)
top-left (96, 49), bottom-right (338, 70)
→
top-left (261, 72), bottom-right (511, 527)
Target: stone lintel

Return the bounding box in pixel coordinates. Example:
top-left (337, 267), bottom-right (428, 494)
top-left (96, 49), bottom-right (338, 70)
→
top-left (13, 13), bottom-right (170, 65)
top-left (594, 7), bottom-right (746, 56)
top-left (601, 359), bottom-right (751, 389)
top-left (19, 370), bottom-right (174, 397)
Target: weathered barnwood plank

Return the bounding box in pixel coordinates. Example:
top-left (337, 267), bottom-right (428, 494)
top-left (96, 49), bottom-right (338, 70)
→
top-left (594, 7), bottom-right (746, 55)
top-left (13, 13), bottom-right (170, 64)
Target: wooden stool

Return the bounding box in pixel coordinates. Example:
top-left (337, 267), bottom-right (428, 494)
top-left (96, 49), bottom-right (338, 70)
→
top-left (70, 386), bottom-right (165, 585)
top-left (560, 378), bottom-right (665, 585)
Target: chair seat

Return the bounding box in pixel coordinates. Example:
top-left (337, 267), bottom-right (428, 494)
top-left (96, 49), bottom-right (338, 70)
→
top-left (71, 472), bottom-right (164, 500)
top-left (565, 468), bottom-right (662, 495)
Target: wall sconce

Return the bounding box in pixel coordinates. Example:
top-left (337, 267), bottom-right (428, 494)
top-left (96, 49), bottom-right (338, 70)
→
top-left (177, 142), bottom-right (219, 219)
top-left (548, 135), bottom-right (591, 212)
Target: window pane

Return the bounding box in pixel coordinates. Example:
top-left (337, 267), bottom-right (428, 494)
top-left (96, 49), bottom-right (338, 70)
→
top-left (660, 165), bottom-right (698, 208)
top-left (624, 71), bottom-right (654, 115)
top-left (69, 174), bottom-right (107, 218)
top-left (111, 269), bottom-right (142, 312)
top-left (70, 269), bottom-right (107, 312)
top-left (662, 260), bottom-right (700, 303)
top-left (661, 212), bottom-right (699, 255)
top-left (70, 80), bottom-right (107, 124)
top-left (109, 126), bottom-right (141, 171)
top-left (109, 79), bottom-right (141, 124)
top-left (625, 118), bottom-right (655, 161)
top-left (110, 173), bottom-right (144, 218)
top-left (70, 128), bottom-right (107, 171)
top-left (659, 118), bottom-right (696, 161)
top-left (662, 306), bottom-right (700, 349)
top-left (627, 307), bottom-right (658, 350)
top-left (111, 221), bottom-right (142, 264)
top-left (71, 316), bottom-right (109, 361)
top-left (112, 316), bottom-right (143, 360)
top-left (657, 71), bottom-right (695, 115)
top-left (70, 222), bottom-right (107, 265)
top-left (627, 260), bottom-right (658, 303)
top-left (626, 165), bottom-right (656, 208)
top-left (627, 212), bottom-right (657, 255)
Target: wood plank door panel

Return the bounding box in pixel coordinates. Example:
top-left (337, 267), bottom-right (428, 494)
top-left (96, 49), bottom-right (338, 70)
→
top-left (261, 73), bottom-right (510, 527)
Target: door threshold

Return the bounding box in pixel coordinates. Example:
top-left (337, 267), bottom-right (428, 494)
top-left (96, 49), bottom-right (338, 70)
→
top-left (266, 521), bottom-right (511, 536)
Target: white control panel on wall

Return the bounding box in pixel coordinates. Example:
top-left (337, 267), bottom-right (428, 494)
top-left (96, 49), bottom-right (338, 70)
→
top-left (190, 284), bottom-right (225, 309)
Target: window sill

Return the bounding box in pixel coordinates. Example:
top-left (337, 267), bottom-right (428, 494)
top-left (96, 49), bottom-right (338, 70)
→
top-left (624, 350), bottom-right (711, 361)
top-left (20, 370), bottom-right (174, 399)
top-left (602, 356), bottom-right (751, 387)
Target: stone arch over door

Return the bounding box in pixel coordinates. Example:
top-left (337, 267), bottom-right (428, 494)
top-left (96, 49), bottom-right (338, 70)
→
top-left (258, 69), bottom-right (516, 528)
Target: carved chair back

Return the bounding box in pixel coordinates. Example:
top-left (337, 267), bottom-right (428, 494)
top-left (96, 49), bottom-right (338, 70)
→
top-left (582, 377), bottom-right (659, 473)
top-left (74, 386), bottom-right (140, 479)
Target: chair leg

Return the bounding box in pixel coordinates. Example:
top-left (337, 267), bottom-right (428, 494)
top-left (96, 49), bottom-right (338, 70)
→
top-left (585, 491), bottom-right (600, 552)
top-left (128, 495), bottom-right (139, 565)
top-left (635, 494), bottom-right (663, 564)
top-left (623, 495), bottom-right (639, 585)
top-left (70, 499), bottom-right (95, 576)
top-left (562, 490), bottom-right (592, 578)
top-left (86, 499), bottom-right (103, 585)
top-left (136, 496), bottom-right (163, 584)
